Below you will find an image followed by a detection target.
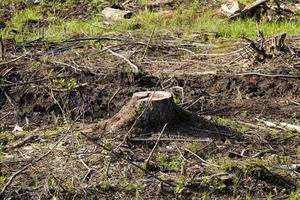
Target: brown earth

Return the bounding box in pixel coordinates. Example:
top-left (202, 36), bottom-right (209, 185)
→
top-left (0, 1), bottom-right (300, 199)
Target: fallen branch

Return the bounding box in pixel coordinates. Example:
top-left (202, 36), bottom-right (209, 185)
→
top-left (128, 137), bottom-right (211, 143)
top-left (80, 159), bottom-right (94, 182)
top-left (232, 72), bottom-right (300, 79)
top-left (0, 54), bottom-right (27, 67)
top-left (8, 135), bottom-right (39, 150)
top-left (104, 47), bottom-right (139, 73)
top-left (144, 123), bottom-right (168, 168)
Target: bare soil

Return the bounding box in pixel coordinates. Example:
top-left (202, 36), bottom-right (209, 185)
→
top-left (0, 1), bottom-right (300, 200)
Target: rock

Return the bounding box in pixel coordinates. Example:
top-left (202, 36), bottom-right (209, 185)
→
top-left (101, 7), bottom-right (133, 23)
top-left (12, 124), bottom-right (23, 132)
top-left (221, 0), bottom-right (245, 16)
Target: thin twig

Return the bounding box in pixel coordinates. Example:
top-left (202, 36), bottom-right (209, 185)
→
top-left (141, 27), bottom-right (156, 61)
top-left (144, 123), bottom-right (168, 167)
top-left (0, 54), bottom-right (27, 67)
top-left (183, 148), bottom-right (208, 165)
top-left (128, 137), bottom-right (211, 142)
top-left (104, 47), bottom-right (139, 73)
top-left (107, 87), bottom-right (121, 117)
top-left (232, 72), bottom-right (300, 79)
top-left (80, 159), bottom-right (94, 181)
top-left (50, 60), bottom-right (82, 72)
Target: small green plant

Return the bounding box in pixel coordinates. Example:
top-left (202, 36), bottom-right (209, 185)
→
top-left (67, 78), bottom-right (77, 91)
top-left (175, 175), bottom-right (187, 195)
top-left (121, 176), bottom-right (140, 194)
top-left (246, 192), bottom-right (252, 200)
top-left (187, 142), bottom-right (198, 153)
top-left (156, 152), bottom-right (181, 171)
top-left (291, 112), bottom-right (297, 119)
top-left (0, 176), bottom-right (6, 187)
top-left (267, 192), bottom-right (273, 200)
top-left (289, 191), bottom-right (300, 200)
top-left (241, 111), bottom-right (249, 118)
top-left (46, 177), bottom-right (56, 188)
top-left (277, 155), bottom-right (290, 165)
top-left (101, 177), bottom-right (115, 189)
top-left (172, 95), bottom-right (182, 105)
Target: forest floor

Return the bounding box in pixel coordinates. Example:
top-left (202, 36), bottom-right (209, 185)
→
top-left (0, 0), bottom-right (300, 199)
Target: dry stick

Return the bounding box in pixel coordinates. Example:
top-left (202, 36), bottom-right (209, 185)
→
top-left (50, 60), bottom-right (82, 72)
top-left (0, 54), bottom-right (27, 67)
top-left (107, 87), bottom-right (121, 117)
top-left (195, 47), bottom-right (248, 57)
top-left (80, 159), bottom-right (94, 181)
top-left (183, 148), bottom-right (208, 166)
top-left (184, 96), bottom-right (204, 110)
top-left (81, 132), bottom-right (176, 187)
top-left (141, 27), bottom-right (156, 61)
top-left (0, 112), bottom-right (12, 121)
top-left (104, 47), bottom-right (139, 73)
top-left (0, 75), bottom-right (70, 88)
top-left (49, 87), bottom-right (67, 123)
top-left (144, 123), bottom-right (168, 168)
top-left (0, 128), bottom-right (71, 197)
top-left (231, 72), bottom-right (300, 79)
top-left (289, 99), bottom-right (300, 106)
top-left (8, 135), bottom-right (38, 150)
top-left (128, 137), bottom-right (211, 142)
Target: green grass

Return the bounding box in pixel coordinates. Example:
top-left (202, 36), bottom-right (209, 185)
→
top-left (0, 176), bottom-right (6, 187)
top-left (122, 9), bottom-right (300, 38)
top-left (156, 152), bottom-right (181, 171)
top-left (1, 1), bottom-right (300, 42)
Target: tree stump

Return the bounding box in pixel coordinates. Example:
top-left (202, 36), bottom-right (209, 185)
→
top-left (102, 91), bottom-right (194, 133)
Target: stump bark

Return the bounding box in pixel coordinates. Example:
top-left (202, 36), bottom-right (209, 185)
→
top-left (102, 91), bottom-right (194, 133)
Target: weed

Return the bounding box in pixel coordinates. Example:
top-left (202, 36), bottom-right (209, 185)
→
top-left (246, 192), bottom-right (253, 200)
top-left (0, 176), bottom-right (6, 187)
top-left (267, 192), bottom-right (273, 200)
top-left (67, 78), bottom-right (77, 91)
top-left (156, 152), bottom-right (181, 171)
top-left (289, 191), bottom-right (300, 200)
top-left (101, 177), bottom-right (115, 189)
top-left (175, 175), bottom-right (187, 195)
top-left (172, 95), bottom-right (182, 105)
top-left (1, 7), bottom-right (42, 41)
top-left (277, 155), bottom-right (290, 165)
